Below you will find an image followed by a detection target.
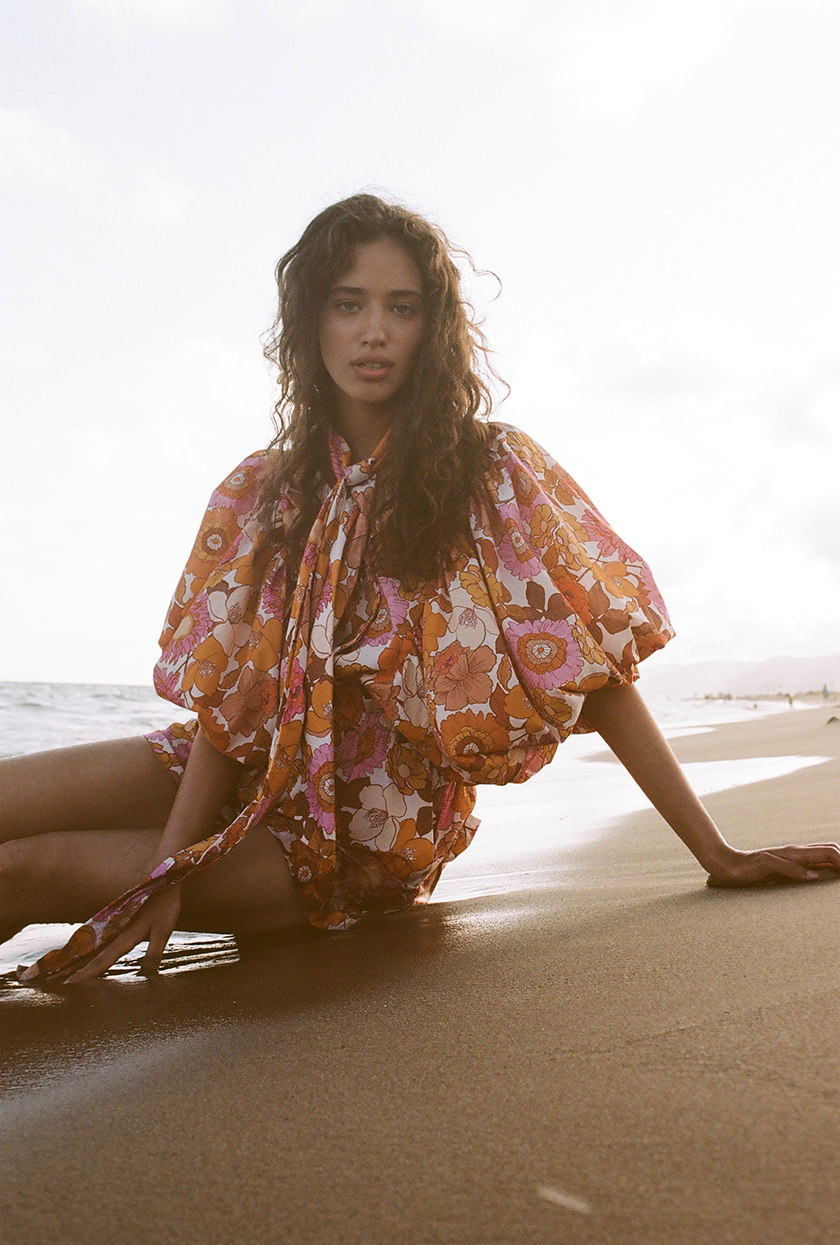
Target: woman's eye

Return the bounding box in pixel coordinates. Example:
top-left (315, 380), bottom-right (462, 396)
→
top-left (393, 304), bottom-right (416, 316)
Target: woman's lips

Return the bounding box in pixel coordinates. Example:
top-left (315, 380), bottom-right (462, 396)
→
top-left (353, 360), bottom-right (393, 381)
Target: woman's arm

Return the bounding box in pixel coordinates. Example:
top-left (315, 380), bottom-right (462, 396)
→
top-left (580, 682), bottom-right (840, 884)
top-left (60, 730), bottom-right (241, 982)
top-left (148, 728), bottom-right (242, 868)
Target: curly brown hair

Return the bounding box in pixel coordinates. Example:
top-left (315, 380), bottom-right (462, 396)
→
top-left (259, 193), bottom-right (503, 586)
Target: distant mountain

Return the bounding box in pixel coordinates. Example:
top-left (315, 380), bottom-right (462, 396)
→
top-left (639, 653), bottom-right (840, 699)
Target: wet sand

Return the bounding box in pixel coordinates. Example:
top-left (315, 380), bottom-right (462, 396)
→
top-left (1, 706), bottom-right (838, 1245)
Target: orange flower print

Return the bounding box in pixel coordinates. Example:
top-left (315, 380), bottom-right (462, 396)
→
top-left (506, 433), bottom-right (546, 475)
top-left (439, 709), bottom-right (510, 768)
top-left (429, 641), bottom-right (496, 711)
top-left (576, 624), bottom-right (610, 667)
top-left (552, 572), bottom-right (590, 620)
top-left (511, 463), bottom-right (540, 508)
top-left (376, 629), bottom-right (415, 681)
top-left (189, 506), bottom-right (241, 569)
top-left (399, 836), bottom-right (435, 872)
top-left (214, 460), bottom-right (260, 513)
top-left (420, 608), bottom-right (450, 656)
top-left (457, 564), bottom-right (492, 608)
top-left (590, 560), bottom-right (639, 603)
top-left (306, 676), bottom-right (333, 737)
top-left (336, 710), bottom-right (389, 781)
top-left (288, 837), bottom-right (333, 887)
top-left (182, 635), bottom-right (229, 697)
top-left (543, 465), bottom-right (577, 507)
top-left (239, 616), bottom-right (284, 672)
top-left (505, 618), bottom-right (584, 690)
top-left (220, 665), bottom-right (277, 737)
top-left (386, 742), bottom-right (430, 795)
top-left (528, 502), bottom-right (560, 548)
top-left (502, 681), bottom-right (544, 731)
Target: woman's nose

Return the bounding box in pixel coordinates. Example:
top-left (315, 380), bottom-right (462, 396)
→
top-left (361, 310), bottom-right (386, 345)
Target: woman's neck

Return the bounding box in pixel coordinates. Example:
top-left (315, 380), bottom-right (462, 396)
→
top-left (333, 402), bottom-right (392, 463)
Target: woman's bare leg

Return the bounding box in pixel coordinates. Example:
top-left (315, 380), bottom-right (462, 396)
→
top-left (0, 737), bottom-right (179, 843)
top-left (0, 822), bottom-right (307, 946)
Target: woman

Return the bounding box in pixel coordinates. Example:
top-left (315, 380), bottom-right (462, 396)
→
top-left (6, 194), bottom-right (839, 985)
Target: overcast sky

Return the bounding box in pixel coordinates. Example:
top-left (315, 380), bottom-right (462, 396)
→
top-left (2, 0), bottom-right (839, 684)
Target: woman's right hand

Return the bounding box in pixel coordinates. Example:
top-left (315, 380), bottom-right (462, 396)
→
top-left (66, 883), bottom-right (183, 981)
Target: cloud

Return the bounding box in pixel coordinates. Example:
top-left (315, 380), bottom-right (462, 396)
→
top-left (0, 109), bottom-right (195, 223)
top-left (549, 0), bottom-right (832, 122)
top-left (0, 108), bottom-right (100, 194)
top-left (504, 309), bottom-right (840, 659)
top-left (352, 0), bottom-right (834, 122)
top-left (1, 336), bottom-right (275, 683)
top-left (65, 0), bottom-right (831, 122)
top-left (69, 0), bottom-right (229, 30)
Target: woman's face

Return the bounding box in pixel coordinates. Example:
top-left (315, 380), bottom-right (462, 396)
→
top-left (318, 236), bottom-right (425, 424)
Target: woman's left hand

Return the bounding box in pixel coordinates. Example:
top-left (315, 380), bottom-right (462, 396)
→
top-left (706, 843), bottom-right (840, 888)
top-left (62, 884), bottom-right (183, 982)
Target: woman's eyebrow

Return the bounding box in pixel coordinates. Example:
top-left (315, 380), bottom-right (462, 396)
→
top-left (330, 285), bottom-right (423, 298)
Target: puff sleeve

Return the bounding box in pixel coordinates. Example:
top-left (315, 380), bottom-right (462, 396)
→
top-left (415, 424), bottom-right (674, 786)
top-left (152, 452), bottom-right (294, 764)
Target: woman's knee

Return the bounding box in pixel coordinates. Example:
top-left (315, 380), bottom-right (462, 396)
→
top-left (0, 829), bottom-right (156, 929)
top-left (180, 826), bottom-right (308, 933)
top-left (0, 736), bottom-right (177, 841)
top-left (0, 838), bottom-right (37, 925)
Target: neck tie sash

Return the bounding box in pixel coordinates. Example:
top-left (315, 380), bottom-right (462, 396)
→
top-left (26, 441), bottom-right (379, 981)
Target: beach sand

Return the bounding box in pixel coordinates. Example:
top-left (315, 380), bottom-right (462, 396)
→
top-left (1, 706), bottom-right (838, 1244)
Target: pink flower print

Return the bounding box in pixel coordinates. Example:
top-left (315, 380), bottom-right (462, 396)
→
top-left (635, 571), bottom-right (671, 630)
top-left (259, 563), bottom-right (289, 619)
top-left (336, 710), bottom-right (390, 781)
top-left (505, 618), bottom-right (584, 690)
top-left (581, 509), bottom-right (636, 563)
top-left (212, 457), bottom-right (262, 514)
top-left (280, 655), bottom-right (305, 722)
top-left (163, 598), bottom-right (213, 661)
top-left (306, 742), bottom-right (336, 833)
top-left (497, 507), bottom-right (544, 581)
top-left (366, 577), bottom-right (408, 647)
top-left (153, 664), bottom-right (185, 705)
top-left (302, 530), bottom-right (321, 569)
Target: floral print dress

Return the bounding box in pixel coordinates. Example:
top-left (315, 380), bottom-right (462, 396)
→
top-left (28, 423), bottom-right (673, 979)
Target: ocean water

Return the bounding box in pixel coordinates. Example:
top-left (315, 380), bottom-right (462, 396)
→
top-left (0, 682), bottom-right (827, 976)
top-left (0, 682), bottom-right (195, 759)
top-left (0, 678), bottom-right (807, 760)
